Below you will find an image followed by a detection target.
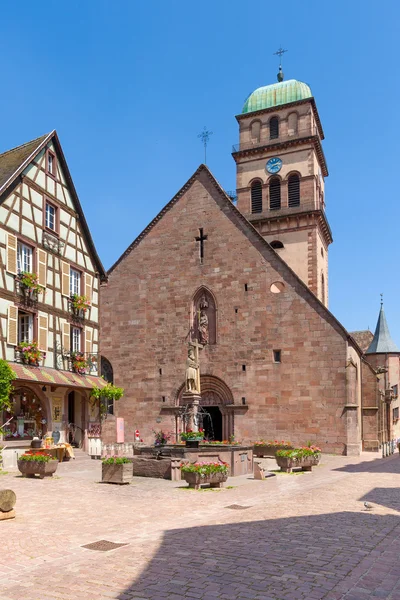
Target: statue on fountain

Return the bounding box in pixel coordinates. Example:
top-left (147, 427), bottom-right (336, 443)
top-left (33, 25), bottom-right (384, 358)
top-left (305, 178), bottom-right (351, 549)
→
top-left (185, 346), bottom-right (200, 393)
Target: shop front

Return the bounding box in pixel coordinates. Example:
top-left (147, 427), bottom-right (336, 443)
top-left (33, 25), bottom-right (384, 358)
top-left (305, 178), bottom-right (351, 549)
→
top-left (1, 363), bottom-right (106, 469)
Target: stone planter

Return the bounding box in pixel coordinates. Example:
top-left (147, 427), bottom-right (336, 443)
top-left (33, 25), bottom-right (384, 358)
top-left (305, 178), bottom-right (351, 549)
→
top-left (102, 462), bottom-right (132, 484)
top-left (17, 459), bottom-right (58, 479)
top-left (184, 438), bottom-right (204, 449)
top-left (275, 454), bottom-right (321, 473)
top-left (182, 471), bottom-right (228, 490)
top-left (253, 444), bottom-right (293, 458)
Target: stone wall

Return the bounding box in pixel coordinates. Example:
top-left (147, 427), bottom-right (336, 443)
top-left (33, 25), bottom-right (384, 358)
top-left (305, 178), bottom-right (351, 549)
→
top-left (101, 168), bottom-right (359, 454)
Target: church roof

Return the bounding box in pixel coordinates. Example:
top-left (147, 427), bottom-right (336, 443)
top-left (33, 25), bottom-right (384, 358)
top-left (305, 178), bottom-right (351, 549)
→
top-left (366, 304), bottom-right (399, 354)
top-left (108, 163), bottom-right (363, 356)
top-left (350, 330), bottom-right (374, 354)
top-left (0, 132), bottom-right (107, 281)
top-left (242, 79), bottom-right (312, 114)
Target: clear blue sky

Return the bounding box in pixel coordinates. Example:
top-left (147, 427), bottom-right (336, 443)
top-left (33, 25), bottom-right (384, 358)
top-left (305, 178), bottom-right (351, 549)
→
top-left (1, 1), bottom-right (398, 342)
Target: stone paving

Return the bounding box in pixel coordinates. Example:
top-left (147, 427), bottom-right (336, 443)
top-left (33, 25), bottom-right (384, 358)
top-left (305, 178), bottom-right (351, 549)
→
top-left (0, 450), bottom-right (400, 600)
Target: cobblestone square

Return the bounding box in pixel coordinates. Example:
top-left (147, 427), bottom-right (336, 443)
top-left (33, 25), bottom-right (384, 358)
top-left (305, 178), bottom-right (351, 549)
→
top-left (1, 451), bottom-right (400, 600)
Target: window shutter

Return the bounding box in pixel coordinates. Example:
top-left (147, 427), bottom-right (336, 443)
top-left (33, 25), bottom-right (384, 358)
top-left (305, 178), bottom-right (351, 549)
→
top-left (6, 233), bottom-right (17, 275)
top-left (288, 174), bottom-right (300, 208)
top-left (269, 178), bottom-right (281, 210)
top-left (84, 273), bottom-right (93, 303)
top-left (7, 305), bottom-right (18, 346)
top-left (85, 328), bottom-right (92, 355)
top-left (37, 249), bottom-right (47, 288)
top-left (251, 181), bottom-right (262, 213)
top-left (61, 261), bottom-right (70, 296)
top-left (62, 322), bottom-right (70, 351)
top-left (38, 314), bottom-right (48, 351)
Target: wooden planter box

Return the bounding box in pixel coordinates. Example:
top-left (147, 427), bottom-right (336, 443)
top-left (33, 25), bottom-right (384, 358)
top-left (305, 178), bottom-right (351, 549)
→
top-left (253, 444), bottom-right (294, 458)
top-left (182, 471), bottom-right (228, 490)
top-left (102, 462), bottom-right (132, 484)
top-left (275, 454), bottom-right (321, 473)
top-left (17, 459), bottom-right (58, 479)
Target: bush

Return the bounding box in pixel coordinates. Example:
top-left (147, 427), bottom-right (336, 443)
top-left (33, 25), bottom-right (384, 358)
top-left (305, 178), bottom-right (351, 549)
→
top-left (102, 456), bottom-right (131, 465)
top-left (181, 461), bottom-right (229, 476)
top-left (19, 452), bottom-right (56, 463)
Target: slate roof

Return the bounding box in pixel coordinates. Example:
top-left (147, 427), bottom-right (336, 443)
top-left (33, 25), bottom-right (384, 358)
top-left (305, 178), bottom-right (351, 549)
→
top-left (0, 132), bottom-right (106, 281)
top-left (366, 305), bottom-right (399, 354)
top-left (350, 330), bottom-right (374, 353)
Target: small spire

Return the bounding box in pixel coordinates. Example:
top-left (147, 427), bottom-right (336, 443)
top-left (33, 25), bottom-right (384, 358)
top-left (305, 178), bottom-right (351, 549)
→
top-left (366, 298), bottom-right (399, 354)
top-left (380, 292), bottom-right (383, 307)
top-left (273, 46), bottom-right (287, 82)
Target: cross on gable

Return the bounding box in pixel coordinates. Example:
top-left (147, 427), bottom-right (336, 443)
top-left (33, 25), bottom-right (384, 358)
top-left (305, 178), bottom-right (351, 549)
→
top-left (195, 228), bottom-right (208, 263)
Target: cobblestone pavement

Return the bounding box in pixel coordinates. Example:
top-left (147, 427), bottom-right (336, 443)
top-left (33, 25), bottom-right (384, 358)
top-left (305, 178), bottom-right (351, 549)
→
top-left (0, 451), bottom-right (400, 600)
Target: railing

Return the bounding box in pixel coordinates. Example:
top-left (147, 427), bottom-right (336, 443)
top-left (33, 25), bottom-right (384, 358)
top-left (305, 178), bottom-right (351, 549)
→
top-left (15, 277), bottom-right (39, 308)
top-left (14, 346), bottom-right (46, 367)
top-left (232, 124), bottom-right (319, 154)
top-left (62, 351), bottom-right (99, 376)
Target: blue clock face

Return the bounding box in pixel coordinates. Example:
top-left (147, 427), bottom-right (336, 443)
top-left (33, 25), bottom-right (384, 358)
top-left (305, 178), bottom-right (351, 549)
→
top-left (266, 157), bottom-right (282, 174)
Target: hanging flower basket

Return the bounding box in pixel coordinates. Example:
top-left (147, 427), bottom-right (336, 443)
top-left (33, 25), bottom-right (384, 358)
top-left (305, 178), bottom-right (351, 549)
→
top-left (69, 294), bottom-right (90, 318)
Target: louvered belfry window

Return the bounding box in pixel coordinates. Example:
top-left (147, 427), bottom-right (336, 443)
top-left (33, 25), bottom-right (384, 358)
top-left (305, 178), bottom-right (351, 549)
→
top-left (269, 178), bottom-right (281, 210)
top-left (270, 117), bottom-right (279, 140)
top-left (288, 174), bottom-right (300, 207)
top-left (251, 181), bottom-right (262, 213)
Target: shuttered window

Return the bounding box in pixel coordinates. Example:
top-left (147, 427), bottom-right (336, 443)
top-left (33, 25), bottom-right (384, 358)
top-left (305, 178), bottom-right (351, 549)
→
top-left (61, 261), bottom-right (70, 296)
top-left (84, 273), bottom-right (93, 303)
top-left (38, 314), bottom-right (48, 351)
top-left (288, 174), bottom-right (300, 207)
top-left (269, 178), bottom-right (281, 210)
top-left (18, 313), bottom-right (33, 344)
top-left (7, 306), bottom-right (18, 346)
top-left (251, 181), bottom-right (262, 213)
top-left (71, 327), bottom-right (81, 353)
top-left (62, 322), bottom-right (70, 351)
top-left (6, 234), bottom-right (17, 275)
top-left (37, 249), bottom-right (47, 287)
top-left (269, 117), bottom-right (279, 140)
top-left (85, 328), bottom-right (92, 355)
top-left (70, 268), bottom-right (81, 296)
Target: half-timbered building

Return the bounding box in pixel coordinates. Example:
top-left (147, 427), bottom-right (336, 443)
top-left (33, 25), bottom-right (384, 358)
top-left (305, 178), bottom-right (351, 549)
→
top-left (0, 131), bottom-right (107, 467)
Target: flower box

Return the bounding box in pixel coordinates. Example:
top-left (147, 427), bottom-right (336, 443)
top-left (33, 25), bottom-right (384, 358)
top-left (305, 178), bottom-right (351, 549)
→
top-left (182, 471), bottom-right (228, 490)
top-left (102, 462), bottom-right (132, 484)
top-left (275, 453), bottom-right (321, 473)
top-left (253, 443), bottom-right (294, 458)
top-left (17, 459), bottom-right (58, 479)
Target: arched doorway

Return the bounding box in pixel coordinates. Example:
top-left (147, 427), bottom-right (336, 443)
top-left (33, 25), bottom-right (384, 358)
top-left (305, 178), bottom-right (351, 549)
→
top-left (177, 375), bottom-right (234, 442)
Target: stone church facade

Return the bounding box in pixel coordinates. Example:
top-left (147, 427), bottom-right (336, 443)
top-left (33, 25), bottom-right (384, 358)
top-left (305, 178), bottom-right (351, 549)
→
top-left (100, 74), bottom-right (382, 455)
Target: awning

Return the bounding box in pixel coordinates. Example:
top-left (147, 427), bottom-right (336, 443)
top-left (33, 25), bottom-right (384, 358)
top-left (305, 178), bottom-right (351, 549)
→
top-left (8, 362), bottom-right (107, 390)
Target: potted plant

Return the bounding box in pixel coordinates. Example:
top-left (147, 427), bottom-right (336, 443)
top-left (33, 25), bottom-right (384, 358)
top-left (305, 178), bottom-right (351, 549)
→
top-left (17, 272), bottom-right (44, 299)
top-left (275, 446), bottom-right (321, 473)
top-left (18, 341), bottom-right (45, 366)
top-left (253, 439), bottom-right (293, 458)
top-left (17, 451), bottom-right (58, 478)
top-left (71, 351), bottom-right (88, 374)
top-left (153, 430), bottom-right (172, 447)
top-left (180, 429), bottom-right (205, 448)
top-left (102, 456), bottom-right (132, 484)
top-left (181, 461), bottom-right (229, 489)
top-left (69, 294), bottom-right (90, 317)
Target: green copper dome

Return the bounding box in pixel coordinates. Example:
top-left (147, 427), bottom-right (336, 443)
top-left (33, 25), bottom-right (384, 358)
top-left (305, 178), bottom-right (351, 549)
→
top-left (242, 79), bottom-right (312, 114)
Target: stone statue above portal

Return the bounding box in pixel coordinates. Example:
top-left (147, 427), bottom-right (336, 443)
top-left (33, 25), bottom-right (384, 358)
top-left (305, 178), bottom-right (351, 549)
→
top-left (192, 288), bottom-right (216, 345)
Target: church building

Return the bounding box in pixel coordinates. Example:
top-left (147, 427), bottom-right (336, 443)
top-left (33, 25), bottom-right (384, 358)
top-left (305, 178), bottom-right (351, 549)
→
top-left (100, 69), bottom-right (383, 455)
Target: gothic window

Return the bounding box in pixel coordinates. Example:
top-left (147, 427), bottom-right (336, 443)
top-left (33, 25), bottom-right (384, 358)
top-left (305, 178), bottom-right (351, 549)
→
top-left (250, 120), bottom-right (261, 143)
top-left (251, 181), bottom-right (262, 213)
top-left (101, 356), bottom-right (114, 384)
top-left (192, 287), bottom-right (217, 346)
top-left (270, 240), bottom-right (284, 249)
top-left (269, 177), bottom-right (281, 210)
top-left (269, 117), bottom-right (279, 140)
top-left (288, 174), bottom-right (300, 207)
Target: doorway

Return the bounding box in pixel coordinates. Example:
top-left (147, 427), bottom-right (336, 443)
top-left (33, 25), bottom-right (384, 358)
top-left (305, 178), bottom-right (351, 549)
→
top-left (203, 406), bottom-right (222, 441)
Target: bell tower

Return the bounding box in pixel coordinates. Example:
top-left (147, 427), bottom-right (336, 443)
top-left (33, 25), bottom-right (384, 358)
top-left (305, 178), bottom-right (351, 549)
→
top-left (232, 64), bottom-right (332, 306)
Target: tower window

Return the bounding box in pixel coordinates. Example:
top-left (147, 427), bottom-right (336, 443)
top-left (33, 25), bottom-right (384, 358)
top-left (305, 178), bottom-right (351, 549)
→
top-left (321, 273), bottom-right (325, 305)
top-left (269, 178), bottom-right (281, 210)
top-left (273, 350), bottom-right (281, 363)
top-left (269, 117), bottom-right (279, 140)
top-left (288, 174), bottom-right (300, 207)
top-left (270, 240), bottom-right (284, 250)
top-left (251, 181), bottom-right (262, 213)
